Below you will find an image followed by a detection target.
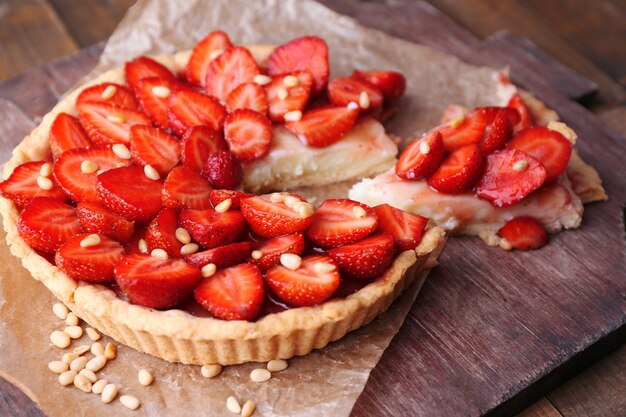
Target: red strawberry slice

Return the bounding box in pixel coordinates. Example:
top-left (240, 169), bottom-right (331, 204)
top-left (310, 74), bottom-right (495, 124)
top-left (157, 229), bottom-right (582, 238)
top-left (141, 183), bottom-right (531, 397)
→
top-left (209, 189), bottom-right (253, 210)
top-left (240, 194), bottom-right (313, 238)
top-left (327, 76), bottom-right (384, 110)
top-left (53, 147), bottom-right (129, 203)
top-left (265, 255), bottom-right (340, 307)
top-left (125, 56), bottom-right (176, 92)
top-left (180, 125), bottom-right (229, 172)
top-left (77, 101), bottom-right (152, 145)
top-left (498, 217), bottom-right (548, 250)
top-left (17, 197), bottom-right (81, 253)
top-left (306, 199), bottom-right (377, 249)
top-left (395, 131), bottom-right (445, 180)
top-left (193, 263), bottom-right (264, 321)
top-left (167, 89), bottom-right (227, 137)
top-left (267, 36), bottom-right (329, 95)
top-left (55, 233), bottom-right (124, 282)
top-left (187, 30), bottom-right (233, 87)
top-left (77, 202), bottom-right (135, 243)
top-left (427, 144), bottom-right (484, 194)
top-left (507, 93), bottom-right (535, 130)
top-left (202, 151), bottom-right (243, 189)
top-left (129, 125), bottom-right (180, 175)
top-left (265, 71), bottom-right (313, 122)
top-left (96, 166), bottom-right (163, 222)
top-left (481, 110), bottom-right (513, 155)
top-left (115, 253), bottom-right (201, 309)
top-left (373, 204), bottom-right (428, 251)
top-left (285, 105), bottom-right (358, 148)
top-left (179, 208), bottom-right (246, 249)
top-left (477, 106), bottom-right (521, 126)
top-left (145, 208), bottom-right (182, 258)
top-left (507, 126), bottom-right (572, 182)
top-left (352, 70), bottom-right (406, 103)
top-left (76, 82), bottom-right (138, 110)
top-left (124, 226), bottom-right (147, 255)
top-left (250, 232), bottom-right (305, 271)
top-left (162, 166), bottom-right (213, 210)
top-left (225, 82), bottom-right (269, 115)
top-left (185, 241), bottom-right (252, 269)
top-left (48, 113), bottom-right (92, 157)
top-left (135, 76), bottom-right (181, 128)
top-left (327, 234), bottom-right (395, 280)
top-left (0, 161), bottom-right (67, 207)
top-left (223, 109), bottom-right (272, 161)
top-left (475, 148), bottom-right (547, 207)
top-left (205, 46), bottom-right (260, 101)
top-left (435, 110), bottom-right (488, 153)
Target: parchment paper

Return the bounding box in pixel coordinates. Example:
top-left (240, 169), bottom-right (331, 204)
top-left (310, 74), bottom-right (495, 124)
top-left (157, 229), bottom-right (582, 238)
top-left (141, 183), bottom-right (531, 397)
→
top-left (0, 0), bottom-right (510, 416)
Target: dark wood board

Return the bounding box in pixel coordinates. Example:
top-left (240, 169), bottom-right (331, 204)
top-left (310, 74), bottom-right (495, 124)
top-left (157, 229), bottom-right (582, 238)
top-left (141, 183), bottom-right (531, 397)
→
top-left (0, 1), bottom-right (624, 417)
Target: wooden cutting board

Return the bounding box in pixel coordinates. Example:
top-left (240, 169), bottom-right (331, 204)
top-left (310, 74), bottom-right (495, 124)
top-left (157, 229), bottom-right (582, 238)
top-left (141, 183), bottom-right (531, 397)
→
top-left (0, 2), bottom-right (623, 416)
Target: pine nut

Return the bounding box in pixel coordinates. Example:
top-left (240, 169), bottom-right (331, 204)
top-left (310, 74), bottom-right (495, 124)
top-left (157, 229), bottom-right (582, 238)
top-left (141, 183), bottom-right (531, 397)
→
top-left (91, 342), bottom-right (105, 356)
top-left (180, 243), bottom-right (199, 255)
top-left (107, 113), bottom-right (125, 124)
top-left (92, 379), bottom-right (108, 394)
top-left (450, 116), bottom-right (465, 128)
top-left (214, 198), bottom-right (232, 213)
top-left (209, 49), bottom-right (224, 60)
top-left (52, 303), bottom-right (69, 320)
top-left (80, 160), bottom-right (100, 174)
top-left (138, 239), bottom-right (148, 254)
top-left (283, 195), bottom-right (299, 208)
top-left (250, 368), bottom-right (271, 383)
top-left (283, 110), bottom-right (302, 122)
top-left (73, 345), bottom-right (90, 356)
top-left (513, 160), bottom-right (529, 172)
top-left (138, 369), bottom-right (154, 386)
top-left (314, 262), bottom-right (336, 273)
top-left (226, 396), bottom-right (241, 414)
top-left (347, 101), bottom-right (359, 110)
top-left (151, 248), bottom-right (168, 260)
top-left (241, 400), bottom-right (256, 417)
top-left (48, 361), bottom-right (69, 374)
top-left (352, 205), bottom-right (367, 219)
top-left (65, 312), bottom-right (79, 326)
top-left (201, 263), bottom-right (217, 278)
top-left (277, 87), bottom-right (288, 100)
top-left (359, 91), bottom-right (370, 109)
top-left (101, 85), bottom-right (117, 99)
top-left (267, 359), bottom-right (288, 372)
top-left (73, 374), bottom-right (92, 392)
top-left (144, 164), bottom-right (160, 180)
top-left (283, 75), bottom-right (299, 87)
top-left (294, 202), bottom-right (314, 218)
top-left (419, 141), bottom-right (431, 155)
top-left (253, 74), bottom-right (271, 86)
top-left (80, 234), bottom-right (101, 248)
top-left (39, 163), bottom-right (52, 177)
top-left (85, 327), bottom-right (100, 341)
top-left (37, 176), bottom-right (53, 190)
top-left (58, 370), bottom-right (77, 386)
top-left (104, 343), bottom-right (117, 360)
top-left (175, 227), bottom-right (191, 244)
top-left (251, 250), bottom-right (263, 260)
top-left (86, 355), bottom-right (107, 372)
top-left (64, 325), bottom-right (83, 339)
top-left (70, 356), bottom-right (88, 372)
top-left (79, 369), bottom-right (98, 383)
top-left (200, 364), bottom-right (222, 378)
top-left (269, 192), bottom-right (286, 203)
top-left (280, 253), bottom-right (301, 270)
top-left (50, 330), bottom-right (71, 348)
top-left (151, 85), bottom-right (171, 98)
top-left (101, 383), bottom-right (118, 403)
top-left (62, 353), bottom-right (79, 364)
top-left (112, 144), bottom-right (131, 159)
top-left (120, 395), bottom-right (140, 410)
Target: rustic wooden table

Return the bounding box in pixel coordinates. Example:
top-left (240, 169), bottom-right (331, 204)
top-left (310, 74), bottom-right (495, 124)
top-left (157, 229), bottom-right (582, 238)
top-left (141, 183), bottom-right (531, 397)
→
top-left (0, 1), bottom-right (624, 416)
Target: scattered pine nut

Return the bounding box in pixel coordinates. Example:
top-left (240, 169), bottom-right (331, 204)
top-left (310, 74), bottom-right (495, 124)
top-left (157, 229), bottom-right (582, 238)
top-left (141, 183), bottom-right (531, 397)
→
top-left (74, 374), bottom-right (92, 393)
top-left (283, 110), bottom-right (302, 122)
top-left (70, 356), bottom-right (88, 372)
top-left (280, 253), bottom-right (302, 271)
top-left (151, 85), bottom-right (171, 98)
top-left (250, 368), bottom-right (271, 383)
top-left (138, 369), bottom-right (154, 386)
top-left (104, 343), bottom-right (117, 360)
top-left (352, 205), bottom-right (367, 219)
top-left (283, 75), bottom-right (299, 87)
top-left (241, 400), bottom-right (256, 417)
top-left (513, 160), bottom-right (529, 172)
top-left (86, 355), bottom-right (107, 372)
top-left (283, 196), bottom-right (299, 208)
top-left (314, 262), bottom-right (336, 274)
top-left (267, 359), bottom-right (288, 372)
top-left (251, 250), bottom-right (263, 260)
top-left (226, 396), bottom-right (241, 414)
top-left (450, 116), bottom-right (465, 129)
top-left (64, 325), bottom-right (83, 339)
top-left (419, 141), bottom-right (431, 155)
top-left (180, 243), bottom-right (199, 256)
top-left (37, 176), bottom-right (53, 190)
top-left (347, 101), bottom-right (359, 110)
top-left (499, 238), bottom-right (513, 251)
top-left (80, 160), bottom-right (99, 174)
top-left (65, 312), bottom-right (79, 326)
top-left (138, 239), bottom-right (148, 254)
top-left (62, 353), bottom-right (79, 364)
top-left (39, 163), bottom-right (52, 177)
top-left (295, 202), bottom-right (314, 218)
top-left (151, 248), bottom-right (168, 260)
top-left (214, 198), bottom-right (232, 213)
top-left (120, 395), bottom-right (141, 410)
top-left (175, 227), bottom-right (191, 244)
top-left (52, 303), bottom-right (69, 320)
top-left (359, 91), bottom-right (370, 109)
top-left (144, 164), bottom-right (160, 180)
top-left (58, 370), bottom-right (77, 386)
top-left (101, 383), bottom-right (118, 403)
top-left (101, 85), bottom-right (117, 99)
top-left (73, 345), bottom-right (90, 356)
top-left (79, 369), bottom-right (98, 383)
top-left (80, 234), bottom-right (101, 248)
top-left (277, 87), bottom-right (289, 100)
top-left (269, 192), bottom-right (286, 203)
top-left (85, 327), bottom-right (101, 341)
top-left (200, 364), bottom-right (222, 378)
top-left (91, 342), bottom-right (105, 356)
top-left (50, 330), bottom-right (71, 348)
top-left (201, 263), bottom-right (217, 278)
top-left (112, 144), bottom-right (131, 159)
top-left (92, 379), bottom-right (108, 394)
top-left (107, 113), bottom-right (125, 124)
top-left (48, 361), bottom-right (69, 374)
top-left (253, 74), bottom-right (271, 86)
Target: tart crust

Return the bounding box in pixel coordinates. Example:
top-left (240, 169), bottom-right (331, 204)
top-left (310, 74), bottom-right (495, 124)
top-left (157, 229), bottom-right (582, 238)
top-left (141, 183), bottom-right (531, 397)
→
top-left (0, 45), bottom-right (447, 365)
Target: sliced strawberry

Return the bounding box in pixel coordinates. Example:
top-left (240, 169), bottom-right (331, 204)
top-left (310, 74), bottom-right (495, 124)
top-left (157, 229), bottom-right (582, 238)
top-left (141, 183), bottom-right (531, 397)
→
top-left (185, 241), bottom-right (251, 269)
top-left (129, 125), bottom-right (180, 175)
top-left (352, 70), bottom-right (406, 103)
top-left (225, 82), bottom-right (268, 115)
top-left (202, 151), bottom-right (242, 189)
top-left (96, 166), bottom-right (163, 222)
top-left (205, 47), bottom-right (260, 101)
top-left (327, 76), bottom-right (384, 110)
top-left (53, 147), bottom-right (129, 203)
top-left (162, 166), bottom-right (213, 210)
top-left (477, 106), bottom-right (521, 126)
top-left (0, 161), bottom-right (66, 207)
top-left (76, 82), bottom-right (138, 110)
top-left (124, 226), bottom-right (147, 255)
top-left (435, 110), bottom-right (488, 153)
top-left (55, 233), bottom-right (124, 282)
top-left (481, 110), bottom-right (513, 155)
top-left (48, 113), bottom-right (92, 157)
top-left (115, 253), bottom-right (201, 309)
top-left (193, 263), bottom-right (264, 320)
top-left (180, 125), bottom-right (229, 172)
top-left (498, 217), bottom-right (548, 251)
top-left (373, 204), bottom-right (428, 251)
top-left (209, 189), bottom-right (253, 210)
top-left (145, 208), bottom-right (182, 258)
top-left (507, 126), bottom-right (572, 182)
top-left (17, 197), bottom-right (81, 253)
top-left (395, 131), bottom-right (445, 180)
top-left (179, 208), bottom-right (246, 248)
top-left (135, 76), bottom-right (181, 128)
top-left (77, 101), bottom-right (152, 145)
top-left (475, 148), bottom-right (547, 207)
top-left (306, 199), bottom-right (377, 249)
top-left (76, 202), bottom-right (135, 243)
top-left (265, 255), bottom-right (340, 307)
top-left (250, 232), bottom-right (305, 271)
top-left (187, 30), bottom-right (233, 87)
top-left (240, 194), bottom-right (313, 238)
top-left (267, 36), bottom-right (329, 95)
top-left (167, 89), bottom-right (227, 137)
top-left (327, 234), bottom-right (394, 280)
top-left (125, 56), bottom-right (175, 92)
top-left (285, 105), bottom-right (358, 148)
top-left (507, 93), bottom-right (535, 130)
top-left (427, 144), bottom-right (484, 194)
top-left (223, 109), bottom-right (272, 161)
top-left (265, 71), bottom-right (313, 122)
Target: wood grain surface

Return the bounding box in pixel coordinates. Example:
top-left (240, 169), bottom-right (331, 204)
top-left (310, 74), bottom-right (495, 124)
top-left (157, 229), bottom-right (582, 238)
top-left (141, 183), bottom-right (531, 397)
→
top-left (0, 1), bottom-right (624, 416)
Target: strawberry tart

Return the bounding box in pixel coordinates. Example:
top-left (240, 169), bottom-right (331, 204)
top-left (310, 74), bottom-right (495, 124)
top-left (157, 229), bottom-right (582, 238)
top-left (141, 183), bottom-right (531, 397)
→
top-left (0, 32), bottom-right (445, 365)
